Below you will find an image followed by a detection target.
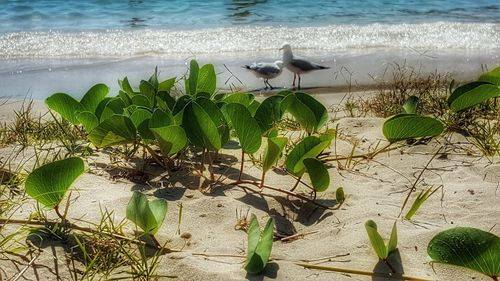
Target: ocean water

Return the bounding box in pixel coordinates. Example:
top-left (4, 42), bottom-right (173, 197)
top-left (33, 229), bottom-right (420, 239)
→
top-left (0, 0), bottom-right (499, 97)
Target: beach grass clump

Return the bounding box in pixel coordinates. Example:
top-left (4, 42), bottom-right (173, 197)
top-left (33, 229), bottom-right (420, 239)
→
top-left (360, 63), bottom-right (450, 117)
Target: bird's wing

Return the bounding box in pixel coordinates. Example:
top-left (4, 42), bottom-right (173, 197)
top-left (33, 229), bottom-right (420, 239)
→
top-left (291, 58), bottom-right (329, 71)
top-left (252, 63), bottom-right (281, 75)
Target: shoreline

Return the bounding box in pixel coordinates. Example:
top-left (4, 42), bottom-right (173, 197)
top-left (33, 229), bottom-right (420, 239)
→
top-left (1, 50), bottom-right (498, 99)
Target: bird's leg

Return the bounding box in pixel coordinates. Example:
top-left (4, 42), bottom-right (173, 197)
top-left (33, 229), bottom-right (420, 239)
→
top-left (263, 79), bottom-right (268, 90)
top-left (267, 80), bottom-right (274, 90)
top-left (292, 74), bottom-right (296, 87)
top-left (298, 74), bottom-right (301, 90)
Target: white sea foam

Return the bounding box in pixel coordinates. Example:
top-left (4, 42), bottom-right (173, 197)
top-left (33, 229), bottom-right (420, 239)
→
top-left (1, 22), bottom-right (499, 59)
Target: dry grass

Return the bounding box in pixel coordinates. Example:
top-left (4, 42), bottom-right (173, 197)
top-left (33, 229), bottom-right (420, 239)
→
top-left (359, 63), bottom-right (451, 118)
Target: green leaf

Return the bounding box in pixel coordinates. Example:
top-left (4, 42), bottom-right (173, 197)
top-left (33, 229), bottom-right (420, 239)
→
top-left (131, 94), bottom-right (151, 108)
top-left (404, 186), bottom-right (439, 220)
top-left (99, 97), bottom-right (126, 121)
top-left (478, 66), bottom-right (500, 86)
top-left (88, 115), bottom-right (136, 147)
top-left (46, 93), bottom-right (84, 124)
top-left (195, 97), bottom-right (229, 146)
top-left (197, 63), bottom-right (216, 96)
top-left (254, 95), bottom-right (285, 135)
top-left (224, 103), bottom-right (262, 154)
top-left (245, 214), bottom-right (275, 274)
top-left (387, 222), bottom-right (398, 255)
top-left (303, 158), bottom-right (330, 192)
top-left (382, 114), bottom-right (444, 142)
top-left (76, 111), bottom-right (99, 132)
top-left (151, 125), bottom-right (187, 156)
top-left (159, 77), bottom-right (176, 92)
top-left (25, 157), bottom-right (84, 209)
top-left (119, 76), bottom-right (134, 96)
top-left (80, 84), bottom-right (109, 113)
top-left (130, 108), bottom-right (153, 141)
top-left (285, 136), bottom-right (330, 176)
top-left (448, 83), bottom-right (500, 112)
top-left (428, 227), bottom-right (500, 278)
top-left (182, 101), bottom-right (221, 151)
top-left (186, 60), bottom-right (199, 96)
top-left (262, 137), bottom-right (287, 172)
top-left (149, 109), bottom-right (174, 128)
top-left (126, 191), bottom-right (167, 235)
top-left (365, 220), bottom-right (388, 260)
top-left (402, 95), bottom-right (419, 114)
top-left (148, 67), bottom-right (159, 90)
top-left (282, 92), bottom-right (328, 133)
top-left (139, 80), bottom-right (156, 106)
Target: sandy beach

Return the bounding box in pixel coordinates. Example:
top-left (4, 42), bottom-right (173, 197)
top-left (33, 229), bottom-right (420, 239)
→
top-left (0, 91), bottom-right (498, 280)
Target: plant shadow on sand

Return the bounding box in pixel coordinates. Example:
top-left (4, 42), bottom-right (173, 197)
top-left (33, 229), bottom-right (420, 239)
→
top-left (372, 249), bottom-right (405, 281)
top-left (246, 262), bottom-right (280, 280)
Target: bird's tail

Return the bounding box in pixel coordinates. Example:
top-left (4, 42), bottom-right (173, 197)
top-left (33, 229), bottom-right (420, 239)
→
top-left (243, 65), bottom-right (251, 70)
top-left (319, 66), bottom-right (330, 70)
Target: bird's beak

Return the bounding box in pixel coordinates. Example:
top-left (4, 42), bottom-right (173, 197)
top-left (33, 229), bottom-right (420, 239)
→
top-left (279, 47), bottom-right (283, 50)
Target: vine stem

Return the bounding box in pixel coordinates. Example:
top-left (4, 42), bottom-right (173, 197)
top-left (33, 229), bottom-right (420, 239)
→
top-left (0, 218), bottom-right (179, 253)
top-left (137, 143), bottom-right (167, 169)
top-left (295, 263), bottom-right (433, 281)
top-left (230, 180), bottom-right (335, 210)
top-left (323, 143), bottom-right (396, 162)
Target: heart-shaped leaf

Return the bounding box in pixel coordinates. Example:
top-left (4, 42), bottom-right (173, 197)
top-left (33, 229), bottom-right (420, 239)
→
top-left (428, 227), bottom-right (500, 279)
top-left (80, 83), bottom-right (109, 113)
top-left (182, 100), bottom-right (221, 151)
top-left (303, 158), bottom-right (330, 192)
top-left (245, 214), bottom-right (275, 274)
top-left (46, 93), bottom-right (84, 124)
top-left (254, 95), bottom-right (285, 135)
top-left (224, 103), bottom-right (262, 154)
top-left (478, 66), bottom-right (500, 86)
top-left (197, 64), bottom-right (216, 96)
top-left (88, 115), bottom-right (137, 147)
top-left (383, 114), bottom-right (444, 142)
top-left (286, 136), bottom-right (331, 176)
top-left (126, 191), bottom-right (168, 235)
top-left (186, 60), bottom-right (199, 96)
top-left (77, 111), bottom-right (99, 132)
top-left (262, 137), bottom-right (287, 172)
top-left (448, 83), bottom-right (500, 112)
top-left (402, 95), bottom-right (419, 114)
top-left (151, 125), bottom-right (187, 156)
top-left (282, 92), bottom-right (328, 133)
top-left (25, 157), bottom-right (84, 209)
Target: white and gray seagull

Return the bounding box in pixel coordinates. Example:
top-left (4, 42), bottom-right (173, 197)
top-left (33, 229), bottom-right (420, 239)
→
top-left (280, 43), bottom-right (330, 89)
top-left (244, 60), bottom-right (283, 90)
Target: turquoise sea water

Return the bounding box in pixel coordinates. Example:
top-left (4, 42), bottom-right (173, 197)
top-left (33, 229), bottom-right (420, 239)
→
top-left (1, 0), bottom-right (499, 32)
top-left (0, 0), bottom-right (499, 97)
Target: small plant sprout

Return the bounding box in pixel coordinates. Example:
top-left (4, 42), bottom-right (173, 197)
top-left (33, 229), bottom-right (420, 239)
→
top-left (428, 227), bottom-right (500, 280)
top-left (404, 185), bottom-right (440, 220)
top-left (245, 214), bottom-right (275, 274)
top-left (365, 220), bottom-right (398, 263)
top-left (335, 187), bottom-right (345, 207)
top-left (24, 157), bottom-right (84, 220)
top-left (126, 191), bottom-right (168, 248)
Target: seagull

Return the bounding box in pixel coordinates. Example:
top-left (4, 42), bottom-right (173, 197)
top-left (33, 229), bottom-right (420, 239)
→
top-left (244, 60), bottom-right (283, 90)
top-left (280, 43), bottom-right (330, 89)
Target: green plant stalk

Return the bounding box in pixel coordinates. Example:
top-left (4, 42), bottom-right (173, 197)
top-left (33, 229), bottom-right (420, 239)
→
top-left (238, 150), bottom-right (244, 182)
top-left (295, 263), bottom-right (433, 281)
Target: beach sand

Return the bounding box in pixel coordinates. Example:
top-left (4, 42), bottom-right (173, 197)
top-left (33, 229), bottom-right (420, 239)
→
top-left (0, 92), bottom-right (498, 280)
